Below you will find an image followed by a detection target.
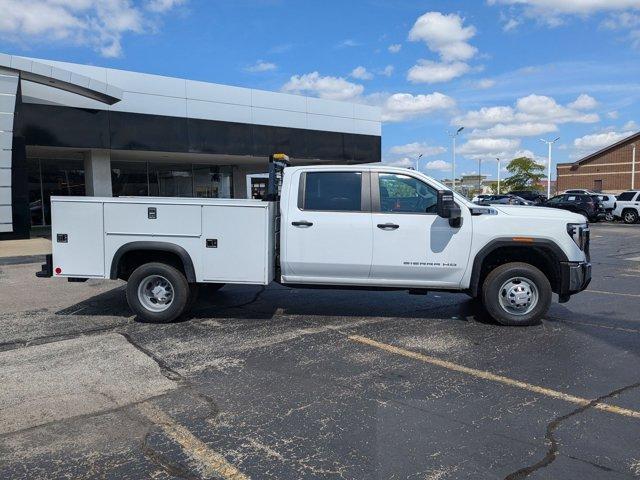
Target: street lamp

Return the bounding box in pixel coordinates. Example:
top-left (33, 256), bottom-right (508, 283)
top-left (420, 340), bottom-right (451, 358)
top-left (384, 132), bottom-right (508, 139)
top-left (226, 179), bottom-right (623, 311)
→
top-left (448, 126), bottom-right (464, 191)
top-left (496, 157), bottom-right (502, 194)
top-left (540, 137), bottom-right (560, 198)
top-left (415, 153), bottom-right (423, 172)
top-left (632, 143), bottom-right (636, 190)
top-left (477, 158), bottom-right (482, 192)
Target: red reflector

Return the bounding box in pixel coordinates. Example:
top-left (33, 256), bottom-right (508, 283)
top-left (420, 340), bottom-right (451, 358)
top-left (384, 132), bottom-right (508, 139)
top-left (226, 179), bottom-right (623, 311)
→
top-left (55, 267), bottom-right (62, 275)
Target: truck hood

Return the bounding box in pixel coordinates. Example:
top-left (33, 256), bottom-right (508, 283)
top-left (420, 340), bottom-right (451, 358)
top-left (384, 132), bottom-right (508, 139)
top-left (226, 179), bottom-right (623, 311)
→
top-left (491, 205), bottom-right (586, 223)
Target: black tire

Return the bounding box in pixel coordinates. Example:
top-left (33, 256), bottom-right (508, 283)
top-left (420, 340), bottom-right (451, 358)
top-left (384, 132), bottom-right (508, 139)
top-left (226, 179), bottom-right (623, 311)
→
top-left (126, 262), bottom-right (191, 323)
top-left (604, 210), bottom-right (615, 222)
top-left (622, 209), bottom-right (639, 224)
top-left (481, 262), bottom-right (551, 326)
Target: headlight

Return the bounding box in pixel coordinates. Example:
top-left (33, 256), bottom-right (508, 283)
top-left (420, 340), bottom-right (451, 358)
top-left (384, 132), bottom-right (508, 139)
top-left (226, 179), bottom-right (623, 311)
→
top-left (567, 223), bottom-right (589, 250)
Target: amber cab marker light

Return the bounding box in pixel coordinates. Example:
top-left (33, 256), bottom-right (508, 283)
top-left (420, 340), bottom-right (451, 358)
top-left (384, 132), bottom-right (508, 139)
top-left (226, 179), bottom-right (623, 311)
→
top-left (512, 237), bottom-right (534, 243)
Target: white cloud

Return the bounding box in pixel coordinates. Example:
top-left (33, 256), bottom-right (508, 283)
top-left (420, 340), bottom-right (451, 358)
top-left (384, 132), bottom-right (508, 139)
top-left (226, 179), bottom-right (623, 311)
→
top-left (408, 12), bottom-right (477, 61)
top-left (474, 78), bottom-right (497, 89)
top-left (245, 60), bottom-right (277, 73)
top-left (471, 122), bottom-right (558, 138)
top-left (282, 72), bottom-right (364, 101)
top-left (407, 60), bottom-right (471, 84)
top-left (389, 142), bottom-right (446, 157)
top-left (623, 120), bottom-right (639, 130)
top-left (380, 65), bottom-right (395, 77)
top-left (388, 43), bottom-right (402, 53)
top-left (568, 93), bottom-right (598, 110)
top-left (378, 92), bottom-right (456, 122)
top-left (489, 0), bottom-right (640, 30)
top-left (488, 0), bottom-right (640, 15)
top-left (0, 0), bottom-right (185, 58)
top-left (607, 110), bottom-right (620, 119)
top-left (337, 39), bottom-right (360, 48)
top-left (503, 17), bottom-right (521, 31)
top-left (425, 159), bottom-right (452, 171)
top-left (454, 94), bottom-right (600, 140)
top-left (147, 0), bottom-right (186, 12)
top-left (350, 66), bottom-right (373, 80)
top-left (458, 138), bottom-right (521, 156)
top-left (573, 129), bottom-right (635, 156)
top-left (383, 157), bottom-right (414, 168)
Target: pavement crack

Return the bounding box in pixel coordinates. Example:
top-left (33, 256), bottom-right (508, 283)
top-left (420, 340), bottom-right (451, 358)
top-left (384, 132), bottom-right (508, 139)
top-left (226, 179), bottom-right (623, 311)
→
top-left (504, 381), bottom-right (640, 480)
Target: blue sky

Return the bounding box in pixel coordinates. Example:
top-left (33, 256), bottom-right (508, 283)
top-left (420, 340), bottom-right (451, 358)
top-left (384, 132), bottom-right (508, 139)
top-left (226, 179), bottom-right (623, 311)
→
top-left (3, 0), bottom-right (640, 180)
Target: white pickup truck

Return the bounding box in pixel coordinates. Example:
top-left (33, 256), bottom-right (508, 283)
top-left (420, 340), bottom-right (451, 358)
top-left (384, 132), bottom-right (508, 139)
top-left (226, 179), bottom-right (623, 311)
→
top-left (37, 158), bottom-right (591, 326)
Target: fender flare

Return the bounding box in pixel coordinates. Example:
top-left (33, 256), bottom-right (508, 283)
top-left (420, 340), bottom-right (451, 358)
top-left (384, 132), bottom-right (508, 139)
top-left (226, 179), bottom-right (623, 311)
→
top-left (110, 241), bottom-right (196, 282)
top-left (469, 238), bottom-right (568, 296)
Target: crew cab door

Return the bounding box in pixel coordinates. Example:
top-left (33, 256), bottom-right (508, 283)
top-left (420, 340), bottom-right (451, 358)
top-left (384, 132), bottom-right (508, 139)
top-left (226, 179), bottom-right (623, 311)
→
top-left (282, 169), bottom-right (372, 282)
top-left (369, 172), bottom-right (472, 287)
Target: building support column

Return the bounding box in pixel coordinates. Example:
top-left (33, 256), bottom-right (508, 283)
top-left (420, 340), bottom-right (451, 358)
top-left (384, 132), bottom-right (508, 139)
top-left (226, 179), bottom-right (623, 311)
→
top-left (0, 67), bottom-right (18, 234)
top-left (84, 149), bottom-right (112, 197)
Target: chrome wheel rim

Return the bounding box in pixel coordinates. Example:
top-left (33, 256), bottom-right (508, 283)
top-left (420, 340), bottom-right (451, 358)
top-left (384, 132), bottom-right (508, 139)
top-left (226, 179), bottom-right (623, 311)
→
top-left (625, 212), bottom-right (636, 223)
top-left (605, 212), bottom-right (614, 221)
top-left (498, 277), bottom-right (538, 316)
top-left (137, 275), bottom-right (174, 312)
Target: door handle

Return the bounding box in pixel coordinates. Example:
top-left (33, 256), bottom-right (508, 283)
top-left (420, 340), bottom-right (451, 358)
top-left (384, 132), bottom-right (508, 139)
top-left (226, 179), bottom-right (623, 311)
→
top-left (377, 223), bottom-right (399, 230)
top-left (292, 220), bottom-right (313, 227)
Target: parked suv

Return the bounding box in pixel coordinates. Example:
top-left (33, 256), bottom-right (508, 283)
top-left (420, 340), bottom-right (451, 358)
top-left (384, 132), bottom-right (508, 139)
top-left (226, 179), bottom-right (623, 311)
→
top-left (613, 190), bottom-right (640, 223)
top-left (543, 193), bottom-right (605, 222)
top-left (508, 190), bottom-right (547, 205)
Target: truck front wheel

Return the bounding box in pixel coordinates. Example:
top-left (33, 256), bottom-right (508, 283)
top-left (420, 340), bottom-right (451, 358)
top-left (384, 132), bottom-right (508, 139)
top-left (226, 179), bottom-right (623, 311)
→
top-left (126, 262), bottom-right (190, 323)
top-left (481, 262), bottom-right (551, 326)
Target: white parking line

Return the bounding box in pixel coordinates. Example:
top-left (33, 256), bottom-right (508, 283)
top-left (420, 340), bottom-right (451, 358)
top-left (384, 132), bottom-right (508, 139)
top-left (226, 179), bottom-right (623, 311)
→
top-left (137, 402), bottom-right (248, 480)
top-left (349, 335), bottom-right (640, 420)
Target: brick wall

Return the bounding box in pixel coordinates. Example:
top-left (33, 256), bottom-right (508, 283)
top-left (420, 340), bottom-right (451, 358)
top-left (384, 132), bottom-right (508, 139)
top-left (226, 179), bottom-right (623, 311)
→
top-left (556, 138), bottom-right (639, 193)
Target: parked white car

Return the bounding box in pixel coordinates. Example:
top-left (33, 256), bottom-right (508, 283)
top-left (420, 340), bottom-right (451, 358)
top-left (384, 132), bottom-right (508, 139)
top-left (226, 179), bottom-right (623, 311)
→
top-left (613, 190), bottom-right (640, 224)
top-left (37, 160), bottom-right (592, 326)
top-left (597, 194), bottom-right (617, 221)
top-left (471, 194), bottom-right (492, 203)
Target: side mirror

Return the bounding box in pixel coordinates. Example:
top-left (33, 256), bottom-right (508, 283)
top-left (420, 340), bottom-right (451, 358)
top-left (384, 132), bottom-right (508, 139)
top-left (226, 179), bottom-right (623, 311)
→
top-left (437, 190), bottom-right (462, 228)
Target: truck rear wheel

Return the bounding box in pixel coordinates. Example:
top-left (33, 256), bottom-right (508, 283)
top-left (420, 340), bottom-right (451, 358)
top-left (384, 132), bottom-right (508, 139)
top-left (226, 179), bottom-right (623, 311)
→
top-left (126, 262), bottom-right (190, 323)
top-left (481, 262), bottom-right (551, 326)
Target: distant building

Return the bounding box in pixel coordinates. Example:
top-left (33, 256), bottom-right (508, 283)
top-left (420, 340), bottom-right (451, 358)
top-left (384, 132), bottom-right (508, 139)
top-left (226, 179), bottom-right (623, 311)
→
top-left (556, 131), bottom-right (639, 194)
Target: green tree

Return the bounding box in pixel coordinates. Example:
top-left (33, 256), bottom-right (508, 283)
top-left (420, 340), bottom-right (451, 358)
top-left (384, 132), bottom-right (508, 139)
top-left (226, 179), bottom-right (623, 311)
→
top-left (486, 181), bottom-right (500, 195)
top-left (502, 157), bottom-right (546, 191)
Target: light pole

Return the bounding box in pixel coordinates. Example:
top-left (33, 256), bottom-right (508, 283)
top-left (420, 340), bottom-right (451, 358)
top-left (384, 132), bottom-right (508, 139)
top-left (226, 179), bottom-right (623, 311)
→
top-left (540, 137), bottom-right (560, 198)
top-left (496, 157), bottom-right (501, 194)
top-left (415, 153), bottom-right (423, 172)
top-left (632, 143), bottom-right (636, 190)
top-left (477, 158), bottom-right (482, 192)
top-left (449, 126), bottom-right (464, 191)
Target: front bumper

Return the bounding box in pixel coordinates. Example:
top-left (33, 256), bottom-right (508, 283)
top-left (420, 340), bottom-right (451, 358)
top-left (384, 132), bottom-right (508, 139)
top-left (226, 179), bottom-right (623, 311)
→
top-left (558, 261), bottom-right (591, 302)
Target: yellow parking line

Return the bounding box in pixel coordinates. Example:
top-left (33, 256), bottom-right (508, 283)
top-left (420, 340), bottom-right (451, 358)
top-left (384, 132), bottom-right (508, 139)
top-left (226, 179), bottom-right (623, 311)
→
top-left (137, 403), bottom-right (249, 480)
top-left (349, 335), bottom-right (640, 420)
top-left (587, 289), bottom-right (640, 298)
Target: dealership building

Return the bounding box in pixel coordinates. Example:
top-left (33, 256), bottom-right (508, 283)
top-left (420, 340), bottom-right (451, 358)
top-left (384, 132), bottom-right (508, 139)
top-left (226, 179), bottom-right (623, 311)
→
top-left (556, 131), bottom-right (639, 194)
top-left (0, 53), bottom-right (381, 240)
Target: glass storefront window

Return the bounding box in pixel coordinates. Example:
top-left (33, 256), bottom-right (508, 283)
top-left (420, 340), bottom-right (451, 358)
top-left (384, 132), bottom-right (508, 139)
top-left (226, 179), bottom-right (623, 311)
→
top-left (149, 163), bottom-right (193, 197)
top-left (27, 158), bottom-right (85, 226)
top-left (193, 165), bottom-right (233, 198)
top-left (112, 161), bottom-right (149, 196)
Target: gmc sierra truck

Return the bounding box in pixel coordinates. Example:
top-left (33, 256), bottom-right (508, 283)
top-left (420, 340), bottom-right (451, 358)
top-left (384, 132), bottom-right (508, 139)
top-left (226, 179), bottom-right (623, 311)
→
top-left (37, 157), bottom-right (591, 326)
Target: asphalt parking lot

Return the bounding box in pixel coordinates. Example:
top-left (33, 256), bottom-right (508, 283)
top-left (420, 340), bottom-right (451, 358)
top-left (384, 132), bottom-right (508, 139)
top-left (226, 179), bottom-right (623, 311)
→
top-left (1, 223), bottom-right (640, 479)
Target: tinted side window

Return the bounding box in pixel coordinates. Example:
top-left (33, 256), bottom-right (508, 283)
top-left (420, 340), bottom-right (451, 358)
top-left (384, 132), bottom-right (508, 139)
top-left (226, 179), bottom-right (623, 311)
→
top-left (303, 172), bottom-right (362, 211)
top-left (379, 173), bottom-right (438, 213)
top-left (618, 192), bottom-right (636, 201)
